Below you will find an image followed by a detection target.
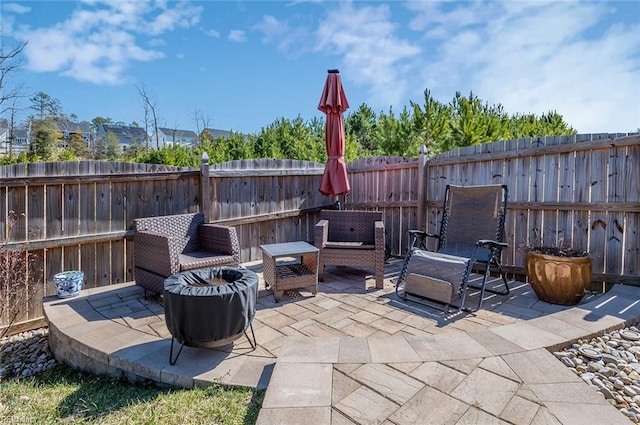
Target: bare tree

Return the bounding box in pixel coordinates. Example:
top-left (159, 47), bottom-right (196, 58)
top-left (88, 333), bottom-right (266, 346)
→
top-left (192, 109), bottom-right (212, 144)
top-left (7, 97), bottom-right (20, 157)
top-left (0, 39), bottom-right (27, 116)
top-left (135, 83), bottom-right (159, 149)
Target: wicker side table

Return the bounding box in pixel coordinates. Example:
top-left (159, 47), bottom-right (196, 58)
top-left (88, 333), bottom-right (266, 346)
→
top-left (260, 241), bottom-right (319, 302)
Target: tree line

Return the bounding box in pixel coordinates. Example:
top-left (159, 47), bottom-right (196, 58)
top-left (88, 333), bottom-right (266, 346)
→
top-left (2, 88), bottom-right (576, 168)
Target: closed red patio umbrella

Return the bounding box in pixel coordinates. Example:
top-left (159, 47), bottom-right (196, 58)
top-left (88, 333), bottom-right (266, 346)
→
top-left (318, 69), bottom-right (350, 205)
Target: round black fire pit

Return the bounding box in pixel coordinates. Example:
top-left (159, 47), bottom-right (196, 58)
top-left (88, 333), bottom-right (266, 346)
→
top-left (163, 266), bottom-right (258, 365)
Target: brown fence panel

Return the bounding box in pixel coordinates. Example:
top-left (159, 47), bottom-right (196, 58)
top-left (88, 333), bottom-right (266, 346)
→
top-left (347, 156), bottom-right (419, 256)
top-left (0, 161), bottom-right (199, 328)
top-left (208, 158), bottom-right (328, 262)
top-left (425, 133), bottom-right (640, 284)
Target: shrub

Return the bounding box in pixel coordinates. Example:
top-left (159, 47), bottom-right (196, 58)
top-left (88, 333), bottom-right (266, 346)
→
top-left (0, 211), bottom-right (41, 338)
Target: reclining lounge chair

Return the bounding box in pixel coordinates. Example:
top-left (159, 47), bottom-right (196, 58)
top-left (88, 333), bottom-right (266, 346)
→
top-left (396, 184), bottom-right (510, 313)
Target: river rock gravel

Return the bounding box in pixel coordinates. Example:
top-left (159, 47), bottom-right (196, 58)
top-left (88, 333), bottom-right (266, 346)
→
top-left (0, 327), bottom-right (57, 381)
top-left (554, 323), bottom-right (640, 423)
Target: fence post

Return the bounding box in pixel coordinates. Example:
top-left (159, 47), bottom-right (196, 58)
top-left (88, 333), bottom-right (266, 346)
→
top-left (416, 145), bottom-right (428, 232)
top-left (200, 152), bottom-right (211, 222)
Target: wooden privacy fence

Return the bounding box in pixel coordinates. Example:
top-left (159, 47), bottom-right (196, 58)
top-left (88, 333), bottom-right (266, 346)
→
top-left (200, 156), bottom-right (421, 261)
top-left (1, 161), bottom-right (201, 331)
top-left (422, 133), bottom-right (640, 285)
top-left (201, 158), bottom-right (328, 261)
top-left (1, 132), bottom-right (638, 332)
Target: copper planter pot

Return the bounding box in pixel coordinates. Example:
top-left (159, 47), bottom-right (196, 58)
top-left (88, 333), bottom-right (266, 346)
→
top-left (526, 252), bottom-right (592, 305)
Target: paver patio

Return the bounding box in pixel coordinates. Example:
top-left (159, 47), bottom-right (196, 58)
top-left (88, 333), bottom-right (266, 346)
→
top-left (44, 257), bottom-right (637, 424)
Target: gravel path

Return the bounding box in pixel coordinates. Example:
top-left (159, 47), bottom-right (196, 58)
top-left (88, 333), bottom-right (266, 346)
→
top-left (0, 327), bottom-right (57, 381)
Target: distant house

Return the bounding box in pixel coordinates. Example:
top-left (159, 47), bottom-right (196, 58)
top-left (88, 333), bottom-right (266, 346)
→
top-left (203, 128), bottom-right (232, 140)
top-left (97, 124), bottom-right (148, 151)
top-left (0, 126), bottom-right (8, 154)
top-left (154, 127), bottom-right (198, 147)
top-left (12, 129), bottom-right (30, 152)
top-left (55, 120), bottom-right (95, 148)
top-left (203, 128), bottom-right (248, 141)
top-left (0, 124), bottom-right (30, 155)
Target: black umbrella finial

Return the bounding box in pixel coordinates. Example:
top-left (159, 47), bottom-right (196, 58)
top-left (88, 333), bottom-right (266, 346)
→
top-left (328, 69), bottom-right (339, 74)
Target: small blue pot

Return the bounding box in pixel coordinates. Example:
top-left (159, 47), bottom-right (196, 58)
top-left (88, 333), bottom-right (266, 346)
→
top-left (54, 271), bottom-right (84, 298)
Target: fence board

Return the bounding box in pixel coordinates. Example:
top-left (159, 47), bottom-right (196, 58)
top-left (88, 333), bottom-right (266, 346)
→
top-left (589, 147), bottom-right (608, 272)
top-left (44, 247), bottom-right (62, 294)
top-left (7, 186), bottom-right (27, 241)
top-left (27, 185), bottom-right (45, 240)
top-left (80, 244), bottom-right (96, 289)
top-left (95, 242), bottom-right (111, 286)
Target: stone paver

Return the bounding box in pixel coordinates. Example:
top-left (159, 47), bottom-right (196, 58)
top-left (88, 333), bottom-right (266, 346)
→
top-left (261, 363), bottom-right (332, 408)
top-left (332, 369), bottom-right (362, 404)
top-left (349, 363), bottom-right (424, 404)
top-left (256, 406), bottom-right (331, 425)
top-left (499, 395), bottom-right (540, 424)
top-left (544, 402), bottom-right (632, 425)
top-left (478, 356), bottom-right (522, 382)
top-left (489, 321), bottom-right (567, 350)
top-left (501, 349), bottom-right (581, 385)
top-left (277, 336), bottom-right (340, 363)
top-left (334, 386), bottom-right (399, 425)
top-left (338, 336), bottom-right (371, 363)
top-left (388, 385), bottom-right (468, 425)
top-left (449, 367), bottom-right (521, 416)
top-left (410, 361), bottom-right (467, 392)
top-left (367, 335), bottom-right (422, 363)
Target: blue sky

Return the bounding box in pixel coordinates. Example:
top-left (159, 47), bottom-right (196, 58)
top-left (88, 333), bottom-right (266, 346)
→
top-left (2, 0), bottom-right (639, 135)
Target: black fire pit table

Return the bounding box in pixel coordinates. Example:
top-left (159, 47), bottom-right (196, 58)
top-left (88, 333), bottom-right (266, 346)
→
top-left (163, 266), bottom-right (258, 365)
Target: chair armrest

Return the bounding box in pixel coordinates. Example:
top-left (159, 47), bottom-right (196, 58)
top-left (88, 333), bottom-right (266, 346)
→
top-left (406, 229), bottom-right (438, 250)
top-left (134, 230), bottom-right (181, 276)
top-left (374, 220), bottom-right (385, 248)
top-left (477, 239), bottom-right (508, 249)
top-left (407, 229), bottom-right (438, 239)
top-left (314, 219), bottom-right (329, 249)
top-left (200, 224), bottom-right (241, 264)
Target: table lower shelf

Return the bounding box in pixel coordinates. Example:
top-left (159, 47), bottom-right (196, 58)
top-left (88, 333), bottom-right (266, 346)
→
top-left (270, 263), bottom-right (318, 301)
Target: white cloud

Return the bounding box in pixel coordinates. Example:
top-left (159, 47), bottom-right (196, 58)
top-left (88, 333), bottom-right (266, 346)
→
top-left (253, 15), bottom-right (311, 58)
top-left (204, 28), bottom-right (220, 38)
top-left (2, 3), bottom-right (30, 14)
top-left (405, 1), bottom-right (640, 133)
top-left (228, 30), bottom-right (246, 43)
top-left (314, 2), bottom-right (420, 109)
top-left (8, 0), bottom-right (202, 85)
top-left (148, 38), bottom-right (166, 47)
top-left (255, 15), bottom-right (288, 44)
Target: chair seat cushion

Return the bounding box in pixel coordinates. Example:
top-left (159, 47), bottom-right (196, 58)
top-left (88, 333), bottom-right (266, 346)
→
top-left (179, 251), bottom-right (237, 271)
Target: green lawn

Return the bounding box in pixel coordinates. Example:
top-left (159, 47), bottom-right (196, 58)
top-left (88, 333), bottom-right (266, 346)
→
top-left (0, 363), bottom-right (264, 424)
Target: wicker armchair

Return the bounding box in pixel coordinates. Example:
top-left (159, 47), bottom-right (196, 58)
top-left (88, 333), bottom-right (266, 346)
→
top-left (133, 212), bottom-right (240, 296)
top-left (314, 210), bottom-right (385, 289)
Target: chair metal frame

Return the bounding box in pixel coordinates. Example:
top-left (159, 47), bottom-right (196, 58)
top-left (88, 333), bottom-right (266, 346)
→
top-left (396, 184), bottom-right (510, 313)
